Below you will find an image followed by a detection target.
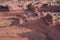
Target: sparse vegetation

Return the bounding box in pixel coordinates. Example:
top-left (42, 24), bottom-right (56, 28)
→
top-left (0, 0), bottom-right (4, 2)
top-left (56, 0), bottom-right (60, 4)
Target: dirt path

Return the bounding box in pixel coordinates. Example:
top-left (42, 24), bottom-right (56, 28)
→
top-left (0, 18), bottom-right (60, 40)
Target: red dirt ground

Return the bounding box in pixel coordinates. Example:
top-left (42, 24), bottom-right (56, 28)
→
top-left (0, 18), bottom-right (60, 40)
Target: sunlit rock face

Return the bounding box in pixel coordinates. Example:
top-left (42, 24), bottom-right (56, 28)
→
top-left (40, 0), bottom-right (49, 3)
top-left (42, 11), bottom-right (60, 26)
top-left (39, 0), bottom-right (57, 6)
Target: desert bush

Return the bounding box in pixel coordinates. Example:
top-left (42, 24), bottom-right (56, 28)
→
top-left (56, 0), bottom-right (60, 4)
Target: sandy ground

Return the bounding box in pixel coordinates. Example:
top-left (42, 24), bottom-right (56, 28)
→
top-left (0, 18), bottom-right (60, 40)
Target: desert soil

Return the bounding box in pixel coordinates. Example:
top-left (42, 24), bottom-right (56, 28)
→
top-left (0, 18), bottom-right (60, 40)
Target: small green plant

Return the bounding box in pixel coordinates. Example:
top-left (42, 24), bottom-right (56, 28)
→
top-left (56, 0), bottom-right (60, 4)
top-left (0, 0), bottom-right (4, 2)
top-left (0, 0), bottom-right (12, 2)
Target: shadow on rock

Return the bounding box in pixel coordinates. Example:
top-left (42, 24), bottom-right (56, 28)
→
top-left (17, 32), bottom-right (48, 40)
